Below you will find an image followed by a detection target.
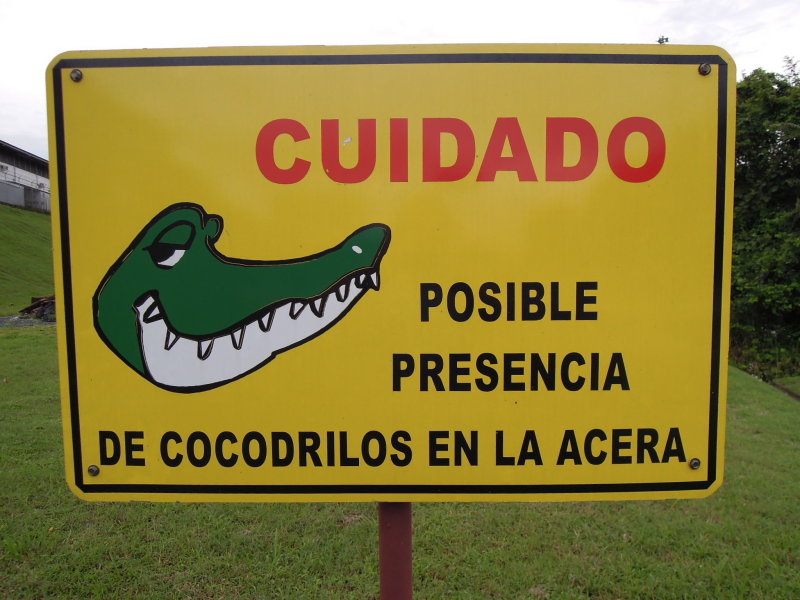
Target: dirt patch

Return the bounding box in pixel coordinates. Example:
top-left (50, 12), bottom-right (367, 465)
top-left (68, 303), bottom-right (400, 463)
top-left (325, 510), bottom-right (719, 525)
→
top-left (0, 315), bottom-right (52, 328)
top-left (1, 296), bottom-right (56, 327)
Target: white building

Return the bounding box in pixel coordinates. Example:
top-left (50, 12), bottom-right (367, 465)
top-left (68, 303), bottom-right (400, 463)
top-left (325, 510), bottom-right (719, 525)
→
top-left (0, 140), bottom-right (50, 213)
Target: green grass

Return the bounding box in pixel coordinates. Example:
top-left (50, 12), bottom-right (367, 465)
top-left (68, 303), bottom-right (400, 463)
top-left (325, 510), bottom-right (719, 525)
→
top-left (1, 327), bottom-right (799, 599)
top-left (0, 204), bottom-right (54, 316)
top-left (774, 375), bottom-right (800, 396)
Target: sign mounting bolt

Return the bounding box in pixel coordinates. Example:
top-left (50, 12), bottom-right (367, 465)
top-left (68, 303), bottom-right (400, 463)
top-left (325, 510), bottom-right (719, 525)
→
top-left (689, 458), bottom-right (701, 470)
top-left (87, 464), bottom-right (100, 476)
top-left (70, 69), bottom-right (83, 82)
top-left (698, 64), bottom-right (712, 76)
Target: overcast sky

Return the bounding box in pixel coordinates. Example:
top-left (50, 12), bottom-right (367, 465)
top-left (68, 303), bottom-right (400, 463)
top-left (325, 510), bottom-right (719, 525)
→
top-left (1, 0), bottom-right (797, 159)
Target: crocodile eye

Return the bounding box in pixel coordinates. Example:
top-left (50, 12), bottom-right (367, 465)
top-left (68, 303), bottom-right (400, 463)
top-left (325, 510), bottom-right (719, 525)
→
top-left (147, 244), bottom-right (186, 267)
top-left (145, 221), bottom-right (195, 269)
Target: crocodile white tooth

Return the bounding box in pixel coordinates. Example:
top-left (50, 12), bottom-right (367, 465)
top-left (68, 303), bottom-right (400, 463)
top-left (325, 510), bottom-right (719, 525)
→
top-left (369, 271), bottom-right (380, 290)
top-left (335, 281), bottom-right (350, 302)
top-left (143, 301), bottom-right (163, 323)
top-left (258, 311), bottom-right (274, 332)
top-left (311, 296), bottom-right (326, 317)
top-left (356, 273), bottom-right (367, 288)
top-left (136, 295), bottom-right (155, 311)
top-left (197, 339), bottom-right (214, 360)
top-left (164, 329), bottom-right (179, 350)
top-left (290, 301), bottom-right (307, 319)
top-left (230, 327), bottom-right (245, 350)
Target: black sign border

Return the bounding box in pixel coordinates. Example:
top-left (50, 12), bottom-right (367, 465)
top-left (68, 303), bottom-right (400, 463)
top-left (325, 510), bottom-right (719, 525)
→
top-left (52, 50), bottom-right (730, 497)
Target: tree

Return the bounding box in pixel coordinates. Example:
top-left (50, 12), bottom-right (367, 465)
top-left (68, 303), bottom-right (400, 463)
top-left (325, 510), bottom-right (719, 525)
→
top-left (731, 61), bottom-right (800, 378)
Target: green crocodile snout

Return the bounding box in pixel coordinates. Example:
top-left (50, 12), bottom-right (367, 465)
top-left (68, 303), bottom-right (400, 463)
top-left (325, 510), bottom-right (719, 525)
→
top-left (93, 203), bottom-right (390, 392)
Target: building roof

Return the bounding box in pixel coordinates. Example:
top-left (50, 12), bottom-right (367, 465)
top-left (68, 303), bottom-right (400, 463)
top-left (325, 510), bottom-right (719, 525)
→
top-left (0, 139), bottom-right (48, 171)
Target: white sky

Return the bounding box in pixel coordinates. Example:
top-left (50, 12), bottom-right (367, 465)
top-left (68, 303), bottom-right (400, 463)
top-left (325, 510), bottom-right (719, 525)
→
top-left (1, 0), bottom-right (797, 159)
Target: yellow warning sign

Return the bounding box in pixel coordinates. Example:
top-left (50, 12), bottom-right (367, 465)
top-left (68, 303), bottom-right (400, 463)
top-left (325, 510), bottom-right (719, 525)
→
top-left (47, 44), bottom-right (734, 502)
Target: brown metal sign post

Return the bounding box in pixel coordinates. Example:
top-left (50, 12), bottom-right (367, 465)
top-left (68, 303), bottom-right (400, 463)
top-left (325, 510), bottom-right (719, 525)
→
top-left (379, 502), bottom-right (413, 599)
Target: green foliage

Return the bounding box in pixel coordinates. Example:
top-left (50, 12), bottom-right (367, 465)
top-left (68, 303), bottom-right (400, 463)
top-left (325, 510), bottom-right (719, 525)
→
top-left (0, 204), bottom-right (54, 316)
top-left (731, 61), bottom-right (800, 379)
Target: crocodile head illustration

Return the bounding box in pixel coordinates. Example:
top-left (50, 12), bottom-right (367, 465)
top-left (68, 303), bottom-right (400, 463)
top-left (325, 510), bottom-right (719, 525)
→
top-left (93, 203), bottom-right (390, 393)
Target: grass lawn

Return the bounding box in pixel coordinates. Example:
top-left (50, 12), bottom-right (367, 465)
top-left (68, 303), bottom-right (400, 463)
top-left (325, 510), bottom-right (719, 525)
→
top-left (1, 326), bottom-right (799, 599)
top-left (0, 204), bottom-right (54, 316)
top-left (774, 375), bottom-right (800, 397)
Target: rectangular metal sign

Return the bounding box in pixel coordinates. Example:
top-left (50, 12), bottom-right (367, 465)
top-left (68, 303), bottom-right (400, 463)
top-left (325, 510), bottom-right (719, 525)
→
top-left (48, 44), bottom-right (734, 502)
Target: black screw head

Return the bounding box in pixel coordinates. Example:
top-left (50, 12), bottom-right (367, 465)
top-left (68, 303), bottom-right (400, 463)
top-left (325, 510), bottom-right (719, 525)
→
top-left (689, 458), bottom-right (702, 470)
top-left (87, 464), bottom-right (100, 476)
top-left (70, 69), bottom-right (83, 83)
top-left (698, 64), bottom-right (712, 76)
